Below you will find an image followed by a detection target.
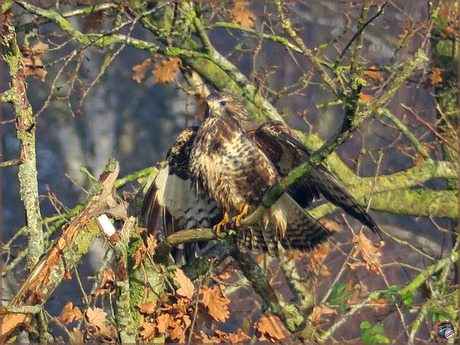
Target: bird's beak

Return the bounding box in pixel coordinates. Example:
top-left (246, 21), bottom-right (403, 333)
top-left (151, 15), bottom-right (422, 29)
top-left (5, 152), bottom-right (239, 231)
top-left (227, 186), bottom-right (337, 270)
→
top-left (207, 101), bottom-right (216, 110)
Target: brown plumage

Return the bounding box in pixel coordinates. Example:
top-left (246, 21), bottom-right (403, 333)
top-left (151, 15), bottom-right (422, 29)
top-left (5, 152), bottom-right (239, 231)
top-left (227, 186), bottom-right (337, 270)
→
top-left (143, 92), bottom-right (381, 256)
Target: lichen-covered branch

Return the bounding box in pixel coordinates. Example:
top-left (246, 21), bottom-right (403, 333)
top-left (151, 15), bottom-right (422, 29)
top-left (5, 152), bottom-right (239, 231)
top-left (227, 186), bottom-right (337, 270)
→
top-left (1, 158), bottom-right (119, 343)
top-left (2, 18), bottom-right (44, 267)
top-left (111, 217), bottom-right (137, 343)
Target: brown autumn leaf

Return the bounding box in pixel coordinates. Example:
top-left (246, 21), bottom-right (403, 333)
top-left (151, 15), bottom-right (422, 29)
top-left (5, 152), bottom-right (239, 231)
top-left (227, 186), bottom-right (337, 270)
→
top-left (365, 66), bottom-right (384, 82)
top-left (138, 301), bottom-right (157, 315)
top-left (156, 312), bottom-right (171, 334)
top-left (140, 321), bottom-right (156, 341)
top-left (424, 67), bottom-right (443, 88)
top-left (196, 329), bottom-right (220, 343)
top-left (132, 58), bottom-right (152, 83)
top-left (369, 298), bottom-right (388, 312)
top-left (255, 314), bottom-right (287, 342)
top-left (398, 20), bottom-right (412, 45)
top-left (132, 243), bottom-right (146, 269)
top-left (85, 306), bottom-right (108, 330)
top-left (146, 233), bottom-right (157, 254)
top-left (227, 329), bottom-right (251, 343)
top-left (152, 57), bottom-right (181, 83)
top-left (359, 93), bottom-right (373, 102)
top-left (229, 2), bottom-right (257, 28)
top-left (414, 153), bottom-right (425, 166)
top-left (348, 232), bottom-right (384, 275)
top-left (200, 285), bottom-right (230, 322)
top-left (214, 329), bottom-right (229, 341)
top-left (99, 266), bottom-right (115, 290)
top-left (170, 317), bottom-right (186, 342)
top-left (346, 280), bottom-right (369, 305)
top-left (309, 242), bottom-right (331, 276)
top-left (59, 301), bottom-right (84, 324)
top-left (308, 304), bottom-right (336, 325)
top-left (22, 42), bottom-right (49, 82)
top-left (175, 268), bottom-right (195, 300)
top-left (310, 242), bottom-right (330, 268)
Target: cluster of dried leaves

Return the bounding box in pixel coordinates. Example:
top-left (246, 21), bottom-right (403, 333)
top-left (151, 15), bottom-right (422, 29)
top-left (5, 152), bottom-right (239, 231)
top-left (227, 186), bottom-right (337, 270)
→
top-left (132, 56), bottom-right (182, 84)
top-left (348, 233), bottom-right (384, 275)
top-left (59, 302), bottom-right (117, 342)
top-left (57, 260), bottom-right (292, 343)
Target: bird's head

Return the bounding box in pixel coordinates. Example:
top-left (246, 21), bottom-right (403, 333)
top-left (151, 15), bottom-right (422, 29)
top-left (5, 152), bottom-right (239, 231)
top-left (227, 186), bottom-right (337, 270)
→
top-left (205, 92), bottom-right (251, 122)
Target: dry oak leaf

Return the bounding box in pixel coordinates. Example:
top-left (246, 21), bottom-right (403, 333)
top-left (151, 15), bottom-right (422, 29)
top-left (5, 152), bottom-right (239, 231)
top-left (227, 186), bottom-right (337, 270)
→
top-left (175, 268), bottom-right (195, 300)
top-left (132, 58), bottom-right (152, 83)
top-left (348, 232), bottom-right (384, 275)
top-left (132, 242), bottom-right (146, 269)
top-left (359, 93), bottom-right (373, 102)
top-left (152, 57), bottom-right (181, 83)
top-left (156, 312), bottom-right (171, 334)
top-left (140, 321), bottom-right (156, 341)
top-left (22, 41), bottom-right (49, 82)
top-left (138, 301), bottom-right (157, 315)
top-left (229, 2), bottom-right (256, 28)
top-left (365, 66), bottom-right (384, 82)
top-left (85, 306), bottom-right (108, 330)
top-left (170, 316), bottom-right (187, 342)
top-left (308, 304), bottom-right (337, 325)
top-left (59, 301), bottom-right (84, 324)
top-left (255, 314), bottom-right (287, 342)
top-left (146, 233), bottom-right (158, 254)
top-left (310, 243), bottom-right (331, 276)
top-left (200, 285), bottom-right (230, 322)
top-left (424, 67), bottom-right (443, 88)
top-left (215, 328), bottom-right (250, 343)
top-left (196, 329), bottom-right (220, 343)
top-left (227, 329), bottom-right (251, 344)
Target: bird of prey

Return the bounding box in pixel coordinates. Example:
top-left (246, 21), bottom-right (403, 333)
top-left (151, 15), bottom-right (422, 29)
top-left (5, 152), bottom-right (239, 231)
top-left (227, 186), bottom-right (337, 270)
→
top-left (143, 92), bottom-right (381, 255)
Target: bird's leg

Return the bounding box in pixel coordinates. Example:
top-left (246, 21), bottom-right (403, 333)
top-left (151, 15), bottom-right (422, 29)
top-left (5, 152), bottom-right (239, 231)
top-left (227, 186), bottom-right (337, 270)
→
top-left (213, 212), bottom-right (230, 235)
top-left (233, 203), bottom-right (249, 227)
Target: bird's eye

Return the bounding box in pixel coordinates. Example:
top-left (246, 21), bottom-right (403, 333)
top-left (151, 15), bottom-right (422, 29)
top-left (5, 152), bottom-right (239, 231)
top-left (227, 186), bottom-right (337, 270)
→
top-left (219, 101), bottom-right (227, 106)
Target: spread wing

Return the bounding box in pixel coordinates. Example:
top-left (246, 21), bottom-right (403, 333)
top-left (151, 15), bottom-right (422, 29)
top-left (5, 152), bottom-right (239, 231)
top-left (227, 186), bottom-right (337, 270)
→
top-left (252, 121), bottom-right (381, 236)
top-left (142, 127), bottom-right (221, 238)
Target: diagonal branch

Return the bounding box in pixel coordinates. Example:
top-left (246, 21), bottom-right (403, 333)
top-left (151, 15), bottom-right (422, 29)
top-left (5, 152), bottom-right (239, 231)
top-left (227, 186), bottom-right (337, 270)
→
top-left (1, 157), bottom-right (119, 343)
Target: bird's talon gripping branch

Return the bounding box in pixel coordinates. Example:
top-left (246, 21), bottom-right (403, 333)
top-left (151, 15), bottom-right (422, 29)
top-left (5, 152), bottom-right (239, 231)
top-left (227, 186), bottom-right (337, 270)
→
top-left (213, 212), bottom-right (230, 235)
top-left (233, 203), bottom-right (249, 227)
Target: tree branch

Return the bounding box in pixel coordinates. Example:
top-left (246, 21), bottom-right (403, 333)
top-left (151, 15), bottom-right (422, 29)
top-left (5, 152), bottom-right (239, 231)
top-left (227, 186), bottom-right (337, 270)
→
top-left (3, 19), bottom-right (44, 267)
top-left (1, 157), bottom-right (119, 343)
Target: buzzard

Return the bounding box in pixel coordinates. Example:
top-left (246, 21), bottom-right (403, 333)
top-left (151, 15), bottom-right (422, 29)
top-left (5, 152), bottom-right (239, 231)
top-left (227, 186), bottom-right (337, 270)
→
top-left (143, 92), bottom-right (381, 255)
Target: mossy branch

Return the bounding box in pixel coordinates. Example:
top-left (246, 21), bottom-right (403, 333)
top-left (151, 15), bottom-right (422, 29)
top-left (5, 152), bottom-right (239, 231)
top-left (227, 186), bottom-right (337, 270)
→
top-left (3, 18), bottom-right (44, 267)
top-left (1, 158), bottom-right (119, 343)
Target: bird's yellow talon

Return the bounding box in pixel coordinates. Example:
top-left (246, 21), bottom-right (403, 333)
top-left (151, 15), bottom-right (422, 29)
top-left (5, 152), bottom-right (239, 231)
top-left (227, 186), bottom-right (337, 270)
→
top-left (233, 203), bottom-right (249, 227)
top-left (213, 212), bottom-right (230, 235)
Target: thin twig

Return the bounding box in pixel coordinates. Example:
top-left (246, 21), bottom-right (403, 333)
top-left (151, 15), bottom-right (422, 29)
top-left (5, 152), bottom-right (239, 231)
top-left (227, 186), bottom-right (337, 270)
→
top-left (401, 103), bottom-right (459, 153)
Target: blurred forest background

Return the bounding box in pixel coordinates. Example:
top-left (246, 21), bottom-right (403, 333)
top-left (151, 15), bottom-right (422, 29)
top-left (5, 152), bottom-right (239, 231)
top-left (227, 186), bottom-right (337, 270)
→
top-left (1, 1), bottom-right (458, 343)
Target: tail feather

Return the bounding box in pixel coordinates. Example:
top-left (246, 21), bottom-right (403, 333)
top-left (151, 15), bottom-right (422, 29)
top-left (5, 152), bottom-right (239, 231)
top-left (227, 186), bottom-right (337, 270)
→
top-left (239, 194), bottom-right (331, 255)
